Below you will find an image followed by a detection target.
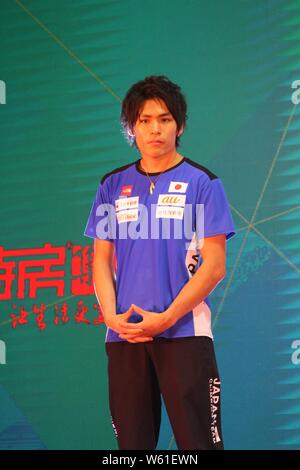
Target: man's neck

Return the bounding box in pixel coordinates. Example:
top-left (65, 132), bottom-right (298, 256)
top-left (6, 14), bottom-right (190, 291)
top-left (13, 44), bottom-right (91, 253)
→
top-left (139, 151), bottom-right (183, 173)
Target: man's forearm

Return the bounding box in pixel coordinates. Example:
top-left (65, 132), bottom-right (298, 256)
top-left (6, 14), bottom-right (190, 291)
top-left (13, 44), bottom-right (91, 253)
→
top-left (93, 259), bottom-right (117, 323)
top-left (93, 258), bottom-right (149, 340)
top-left (165, 261), bottom-right (225, 326)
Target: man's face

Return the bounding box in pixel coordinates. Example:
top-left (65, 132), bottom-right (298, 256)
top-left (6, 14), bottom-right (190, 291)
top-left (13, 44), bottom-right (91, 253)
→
top-left (133, 98), bottom-right (182, 158)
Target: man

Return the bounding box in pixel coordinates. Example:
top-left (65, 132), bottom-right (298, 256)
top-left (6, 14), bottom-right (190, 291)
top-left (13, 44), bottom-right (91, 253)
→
top-left (84, 75), bottom-right (235, 450)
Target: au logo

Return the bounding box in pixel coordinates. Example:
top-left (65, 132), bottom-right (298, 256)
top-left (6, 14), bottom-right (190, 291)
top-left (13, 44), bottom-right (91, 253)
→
top-left (0, 80), bottom-right (6, 105)
top-left (0, 340), bottom-right (6, 365)
top-left (158, 194), bottom-right (186, 207)
top-left (161, 196), bottom-right (180, 204)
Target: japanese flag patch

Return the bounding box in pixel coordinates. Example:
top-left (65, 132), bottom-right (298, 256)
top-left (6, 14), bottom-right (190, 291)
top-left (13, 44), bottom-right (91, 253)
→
top-left (168, 181), bottom-right (188, 193)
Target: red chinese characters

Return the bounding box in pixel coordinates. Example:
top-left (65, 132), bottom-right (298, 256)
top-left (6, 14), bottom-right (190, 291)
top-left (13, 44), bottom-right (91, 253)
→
top-left (0, 242), bottom-right (107, 332)
top-left (71, 244), bottom-right (95, 296)
top-left (0, 243), bottom-right (65, 300)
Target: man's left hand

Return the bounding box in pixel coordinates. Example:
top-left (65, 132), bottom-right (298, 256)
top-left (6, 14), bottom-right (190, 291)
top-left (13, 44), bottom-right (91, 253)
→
top-left (118, 304), bottom-right (175, 342)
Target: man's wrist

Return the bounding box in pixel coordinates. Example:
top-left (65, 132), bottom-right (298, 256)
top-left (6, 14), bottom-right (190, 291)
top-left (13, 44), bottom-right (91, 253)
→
top-left (103, 312), bottom-right (117, 327)
top-left (163, 306), bottom-right (180, 328)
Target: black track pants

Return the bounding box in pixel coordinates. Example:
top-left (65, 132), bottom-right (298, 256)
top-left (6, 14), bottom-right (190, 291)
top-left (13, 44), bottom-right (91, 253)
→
top-left (105, 336), bottom-right (224, 450)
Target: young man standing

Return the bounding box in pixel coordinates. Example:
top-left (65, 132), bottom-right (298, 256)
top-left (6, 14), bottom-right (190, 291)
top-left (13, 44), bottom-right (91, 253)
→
top-left (84, 76), bottom-right (235, 450)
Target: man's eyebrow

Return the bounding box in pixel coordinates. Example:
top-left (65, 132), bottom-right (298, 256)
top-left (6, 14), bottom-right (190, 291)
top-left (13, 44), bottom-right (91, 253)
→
top-left (139, 112), bottom-right (172, 118)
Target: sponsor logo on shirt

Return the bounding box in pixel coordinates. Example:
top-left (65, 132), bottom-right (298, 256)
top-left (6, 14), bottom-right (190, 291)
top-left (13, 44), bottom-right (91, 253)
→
top-left (157, 194), bottom-right (186, 207)
top-left (116, 209), bottom-right (138, 224)
top-left (156, 206), bottom-right (184, 220)
top-left (120, 185), bottom-right (133, 196)
top-left (168, 181), bottom-right (188, 193)
top-left (115, 196), bottom-right (139, 224)
top-left (155, 194), bottom-right (186, 220)
top-left (115, 196), bottom-right (139, 212)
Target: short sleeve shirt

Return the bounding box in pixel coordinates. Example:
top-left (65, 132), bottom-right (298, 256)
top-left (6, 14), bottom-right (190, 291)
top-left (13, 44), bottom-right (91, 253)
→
top-left (84, 157), bottom-right (235, 342)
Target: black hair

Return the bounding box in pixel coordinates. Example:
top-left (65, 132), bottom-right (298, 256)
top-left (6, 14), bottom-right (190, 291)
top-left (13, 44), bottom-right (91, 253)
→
top-left (120, 75), bottom-right (188, 148)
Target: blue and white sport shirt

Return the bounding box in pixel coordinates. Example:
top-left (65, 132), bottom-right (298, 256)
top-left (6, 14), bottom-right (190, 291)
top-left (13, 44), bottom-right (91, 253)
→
top-left (84, 156), bottom-right (235, 342)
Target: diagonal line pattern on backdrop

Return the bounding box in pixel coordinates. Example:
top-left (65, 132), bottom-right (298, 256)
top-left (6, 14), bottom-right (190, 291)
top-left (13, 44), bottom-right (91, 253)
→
top-left (213, 103), bottom-right (298, 328)
top-left (230, 206), bottom-right (300, 274)
top-left (253, 204), bottom-right (300, 228)
top-left (236, 204), bottom-right (300, 233)
top-left (15, 0), bottom-right (121, 102)
top-left (251, 225), bottom-right (300, 275)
